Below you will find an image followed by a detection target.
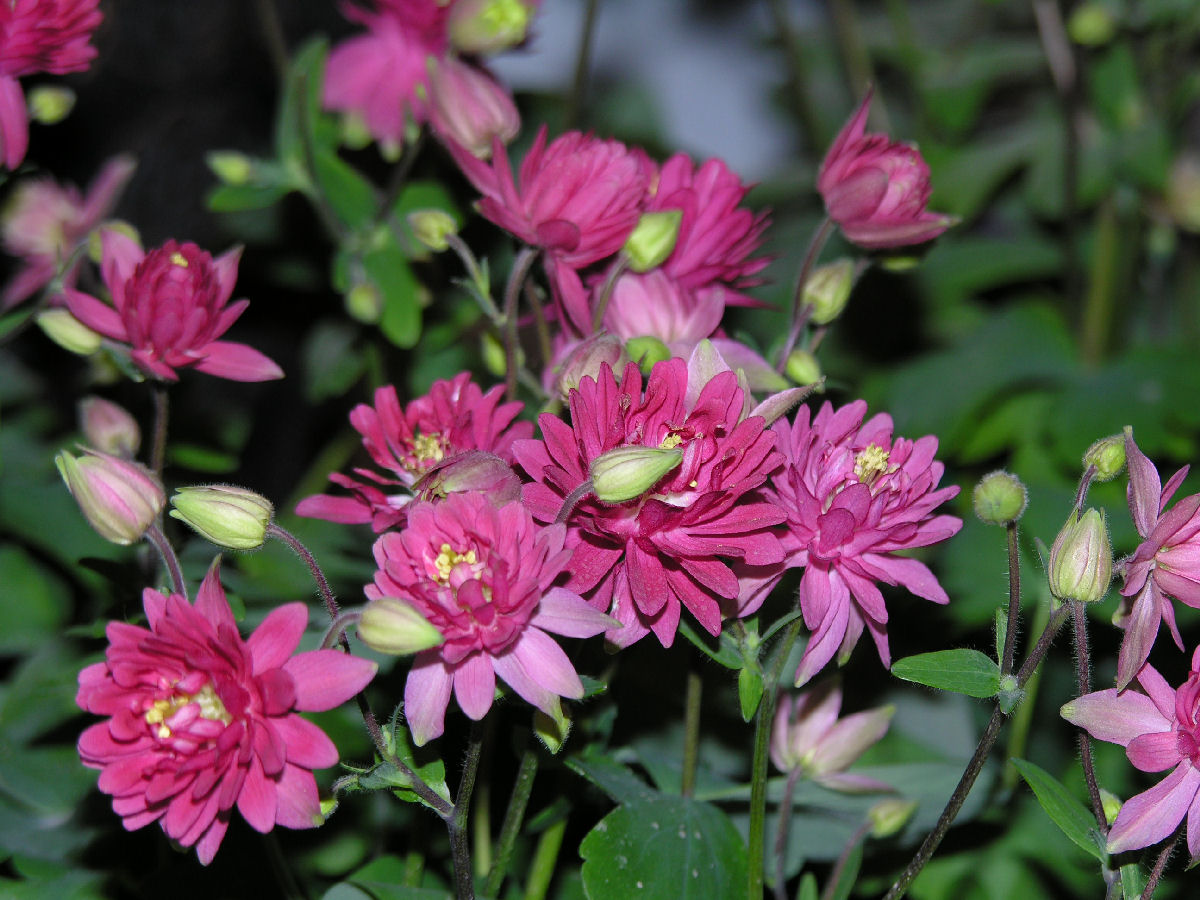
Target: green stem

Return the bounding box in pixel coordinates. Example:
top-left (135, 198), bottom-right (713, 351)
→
top-left (451, 723), bottom-right (485, 900)
top-left (776, 218), bottom-right (835, 372)
top-left (524, 814), bottom-right (567, 900)
top-left (1000, 522), bottom-right (1021, 676)
top-left (445, 233), bottom-right (501, 321)
top-left (566, 0), bottom-right (600, 129)
top-left (253, 0), bottom-right (288, 85)
top-left (828, 0), bottom-right (879, 123)
top-left (764, 0), bottom-right (825, 153)
top-left (485, 747), bottom-right (540, 897)
top-left (150, 383), bottom-right (169, 482)
top-left (1002, 596), bottom-right (1050, 791)
top-left (1071, 601), bottom-right (1108, 833)
top-left (1081, 199), bottom-right (1118, 365)
top-left (503, 247), bottom-right (540, 402)
top-left (681, 669), bottom-right (703, 798)
top-left (819, 820), bottom-right (872, 900)
top-left (591, 253), bottom-right (629, 334)
top-left (143, 524), bottom-right (185, 597)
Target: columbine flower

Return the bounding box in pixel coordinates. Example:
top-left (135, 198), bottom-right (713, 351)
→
top-left (76, 563), bottom-right (378, 864)
top-left (427, 56), bottom-right (519, 159)
top-left (770, 680), bottom-right (894, 792)
top-left (817, 89), bottom-right (955, 249)
top-left (56, 447), bottom-right (164, 545)
top-left (61, 230), bottom-right (283, 382)
top-left (0, 0), bottom-right (103, 168)
top-left (753, 400), bottom-right (961, 686)
top-left (1115, 430), bottom-right (1200, 689)
top-left (367, 492), bottom-right (614, 746)
top-left (297, 373), bottom-right (532, 532)
top-left (1061, 646), bottom-right (1200, 855)
top-left (514, 346), bottom-right (786, 648)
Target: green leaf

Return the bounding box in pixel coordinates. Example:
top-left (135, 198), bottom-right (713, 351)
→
top-left (341, 707), bottom-right (450, 810)
top-left (167, 443), bottom-right (240, 474)
top-left (276, 38), bottom-right (333, 172)
top-left (566, 750), bottom-right (655, 806)
top-left (206, 181), bottom-right (290, 213)
top-left (314, 151), bottom-right (378, 231)
top-left (1120, 861), bottom-right (1147, 898)
top-left (891, 649), bottom-right (1002, 698)
top-left (738, 665), bottom-right (764, 722)
top-left (677, 619), bottom-right (741, 669)
top-left (796, 873), bottom-right (819, 900)
top-left (0, 546), bottom-right (69, 652)
top-left (580, 794), bottom-right (748, 899)
top-left (302, 320), bottom-right (366, 403)
top-left (362, 238), bottom-right (422, 348)
top-left (1011, 758), bottom-right (1107, 861)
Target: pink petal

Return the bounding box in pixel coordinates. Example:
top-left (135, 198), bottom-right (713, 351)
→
top-left (274, 763), bottom-right (323, 829)
top-left (1117, 581), bottom-right (1162, 691)
top-left (284, 650), bottom-right (377, 711)
top-left (236, 756), bottom-right (277, 833)
top-left (1125, 431), bottom-right (1163, 539)
top-left (1127, 732), bottom-right (1184, 773)
top-left (811, 706), bottom-right (893, 774)
top-left (531, 586), bottom-right (616, 637)
top-left (61, 289), bottom-right (127, 339)
top-left (1107, 763), bottom-right (1200, 854)
top-left (508, 627), bottom-right (584, 700)
top-left (404, 653), bottom-right (454, 746)
top-left (247, 603), bottom-right (308, 672)
top-left (795, 574), bottom-right (851, 687)
top-left (814, 772), bottom-right (895, 794)
top-left (275, 714), bottom-right (339, 770)
top-left (193, 341), bottom-right (284, 382)
top-left (99, 228), bottom-right (144, 305)
top-left (1060, 688), bottom-right (1172, 747)
top-left (193, 815), bottom-right (230, 865)
top-left (0, 75), bottom-right (28, 169)
top-left (453, 652), bottom-right (497, 721)
top-left (195, 561), bottom-right (237, 633)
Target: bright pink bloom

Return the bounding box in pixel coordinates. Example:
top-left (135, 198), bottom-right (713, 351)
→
top-left (1062, 646), bottom-right (1200, 856)
top-left (0, 0), bottom-right (102, 168)
top-left (514, 349), bottom-right (786, 648)
top-left (76, 563), bottom-right (378, 864)
top-left (2, 155), bottom-right (135, 310)
top-left (296, 373), bottom-right (532, 532)
top-left (428, 56), bottom-right (519, 159)
top-left (755, 400), bottom-right (961, 686)
top-left (1115, 431), bottom-right (1200, 689)
top-left (62, 231), bottom-right (283, 382)
top-left (367, 492), bottom-right (613, 745)
top-left (817, 90), bottom-right (955, 249)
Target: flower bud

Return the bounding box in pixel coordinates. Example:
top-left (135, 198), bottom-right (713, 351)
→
top-left (785, 349), bottom-right (822, 387)
top-left (624, 210), bottom-right (682, 273)
top-left (27, 85), bottom-right (75, 125)
top-left (1068, 2), bottom-right (1117, 46)
top-left (625, 335), bottom-right (671, 374)
top-left (448, 0), bottom-right (536, 55)
top-left (805, 258), bottom-right (855, 325)
top-left (358, 596), bottom-right (444, 655)
top-left (344, 281), bottom-right (382, 324)
top-left (428, 57), bottom-right (519, 159)
top-left (339, 112), bottom-right (373, 151)
top-left (555, 333), bottom-right (629, 399)
top-left (1099, 788), bottom-right (1122, 826)
top-left (79, 396), bottom-right (141, 458)
top-left (37, 309), bottom-right (101, 355)
top-left (590, 446), bottom-right (682, 503)
top-left (1083, 433), bottom-right (1126, 482)
top-left (972, 470), bottom-right (1027, 526)
top-left (170, 485), bottom-right (274, 551)
top-left (1048, 508), bottom-right (1113, 603)
top-left (415, 451), bottom-right (522, 506)
top-left (407, 209), bottom-right (459, 253)
top-left (206, 151), bottom-right (254, 186)
top-left (56, 449), bottom-right (164, 545)
top-left (868, 798), bottom-right (918, 839)
top-left (88, 221), bottom-right (139, 265)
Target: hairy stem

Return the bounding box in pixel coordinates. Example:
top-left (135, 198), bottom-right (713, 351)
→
top-left (485, 747), bottom-right (540, 898)
top-left (773, 768), bottom-right (803, 900)
top-left (776, 217), bottom-right (835, 372)
top-left (819, 820), bottom-right (872, 900)
top-left (503, 247), bottom-right (540, 402)
top-left (1071, 601), bottom-right (1108, 832)
top-left (1000, 522), bottom-right (1021, 675)
top-left (143, 524), bottom-right (185, 597)
top-left (1141, 828), bottom-right (1181, 899)
top-left (451, 723), bottom-right (485, 900)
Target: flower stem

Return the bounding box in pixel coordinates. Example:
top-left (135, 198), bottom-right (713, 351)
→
top-left (445, 233), bottom-right (501, 320)
top-left (143, 524), bottom-right (185, 597)
top-left (503, 247), bottom-right (540, 402)
top-left (150, 383), bottom-right (169, 482)
top-left (555, 479), bottom-right (594, 525)
top-left (321, 611), bottom-right (361, 650)
top-left (566, 0), bottom-right (599, 128)
top-left (1141, 827), bottom-right (1181, 899)
top-left (451, 723), bottom-right (486, 900)
top-left (591, 254), bottom-right (630, 334)
top-left (485, 746), bottom-right (540, 898)
top-left (819, 820), bottom-right (872, 900)
top-left (772, 768), bottom-right (803, 900)
top-left (267, 523), bottom-right (341, 623)
top-left (524, 814), bottom-right (567, 900)
top-left (681, 669), bottom-right (703, 798)
top-left (1071, 600), bottom-right (1108, 833)
top-left (1000, 522), bottom-right (1021, 675)
top-left (776, 217), bottom-right (835, 373)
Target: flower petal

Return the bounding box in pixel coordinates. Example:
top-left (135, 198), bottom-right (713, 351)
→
top-left (1107, 763), bottom-right (1200, 854)
top-left (247, 603), bottom-right (308, 673)
top-left (194, 341), bottom-right (284, 382)
top-left (284, 650), bottom-right (377, 711)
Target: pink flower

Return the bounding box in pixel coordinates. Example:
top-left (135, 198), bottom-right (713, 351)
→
top-left (428, 56), bottom-right (519, 159)
top-left (514, 348), bottom-right (786, 648)
top-left (1114, 431), bottom-right (1200, 689)
top-left (756, 400), bottom-right (961, 686)
top-left (367, 492), bottom-right (614, 745)
top-left (817, 89), bottom-right (955, 249)
top-left (62, 231), bottom-right (283, 382)
top-left (0, 0), bottom-right (102, 168)
top-left (1061, 646), bottom-right (1200, 855)
top-left (2, 155), bottom-right (135, 310)
top-left (76, 563), bottom-right (378, 864)
top-left (296, 373), bottom-right (532, 532)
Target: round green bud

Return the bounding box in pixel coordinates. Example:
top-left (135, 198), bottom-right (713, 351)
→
top-left (344, 281), bottom-right (382, 324)
top-left (1048, 508), bottom-right (1113, 604)
top-left (590, 446), bottom-right (683, 503)
top-left (868, 798), bottom-right (919, 839)
top-left (170, 485), bottom-right (274, 551)
top-left (407, 209), bottom-right (459, 253)
top-left (449, 0), bottom-right (535, 55)
top-left (1068, 2), bottom-right (1117, 46)
top-left (358, 597), bottom-right (444, 655)
top-left (37, 309), bottom-right (102, 355)
top-left (1099, 788), bottom-right (1122, 826)
top-left (972, 470), bottom-right (1027, 526)
top-left (625, 335), bottom-right (671, 374)
top-left (206, 151), bottom-right (254, 186)
top-left (1083, 434), bottom-right (1126, 482)
top-left (805, 258), bottom-right (855, 325)
top-left (339, 112), bottom-right (373, 151)
top-left (624, 210), bottom-right (682, 273)
top-left (785, 349), bottom-right (822, 387)
top-left (27, 86), bottom-right (75, 125)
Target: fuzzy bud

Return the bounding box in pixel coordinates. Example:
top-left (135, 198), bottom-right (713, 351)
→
top-left (170, 485), bottom-right (274, 551)
top-left (1048, 508), bottom-right (1113, 603)
top-left (79, 396), bottom-right (141, 458)
top-left (56, 449), bottom-right (164, 545)
top-left (415, 451), bottom-right (522, 506)
top-left (973, 470), bottom-right (1027, 526)
top-left (27, 86), bottom-right (75, 125)
top-left (448, 0), bottom-right (536, 55)
top-left (625, 335), bottom-right (671, 374)
top-left (556, 334), bottom-right (629, 399)
top-left (358, 597), bottom-right (444, 655)
top-left (206, 151), bottom-right (254, 186)
top-left (785, 349), bottom-right (822, 387)
top-left (805, 258), bottom-right (855, 325)
top-left (868, 798), bottom-right (919, 839)
top-left (590, 446), bottom-right (682, 503)
top-left (37, 309), bottom-right (102, 355)
top-left (1084, 433), bottom-right (1126, 482)
top-left (408, 209), bottom-right (459, 253)
top-left (624, 210), bottom-right (682, 273)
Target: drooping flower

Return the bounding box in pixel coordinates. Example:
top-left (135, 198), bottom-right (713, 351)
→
top-left (514, 346), bottom-right (786, 648)
top-left (367, 492), bottom-right (614, 746)
top-left (1061, 646), bottom-right (1200, 855)
top-left (62, 230), bottom-right (283, 382)
top-left (0, 0), bottom-right (103, 168)
top-left (296, 373), bottom-right (532, 532)
top-left (2, 155), bottom-right (135, 309)
top-left (56, 447), bottom-right (164, 545)
top-left (1114, 430), bottom-right (1200, 689)
top-left (427, 56), bottom-right (519, 159)
top-left (753, 400), bottom-right (961, 686)
top-left (76, 563), bottom-right (378, 864)
top-left (817, 89), bottom-right (955, 249)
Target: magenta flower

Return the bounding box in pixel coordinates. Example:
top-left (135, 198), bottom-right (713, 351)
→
top-left (1061, 647), bottom-right (1200, 855)
top-left (1115, 431), bottom-right (1200, 689)
top-left (2, 155), bottom-right (135, 310)
top-left (514, 348), bottom-right (786, 648)
top-left (367, 492), bottom-right (614, 745)
top-left (428, 56), bottom-right (519, 159)
top-left (62, 230), bottom-right (283, 382)
top-left (297, 373), bottom-right (532, 532)
top-left (756, 400), bottom-right (961, 686)
top-left (0, 0), bottom-right (102, 168)
top-left (76, 563), bottom-right (378, 864)
top-left (817, 89), bottom-right (955, 249)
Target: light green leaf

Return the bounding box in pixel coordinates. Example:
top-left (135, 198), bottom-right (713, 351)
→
top-left (891, 649), bottom-right (1002, 698)
top-left (1011, 758), bottom-right (1106, 861)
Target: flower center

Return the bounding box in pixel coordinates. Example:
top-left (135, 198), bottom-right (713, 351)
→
top-left (854, 444), bottom-right (891, 488)
top-left (170, 251), bottom-right (189, 268)
top-left (435, 543), bottom-right (478, 583)
top-left (411, 432), bottom-right (445, 468)
top-left (144, 683), bottom-right (231, 739)
top-left (659, 433), bottom-right (683, 450)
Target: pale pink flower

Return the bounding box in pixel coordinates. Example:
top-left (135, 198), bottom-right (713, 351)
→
top-left (62, 231), bottom-right (283, 382)
top-left (1115, 431), bottom-right (1200, 689)
top-left (1062, 646), bottom-right (1200, 855)
top-left (817, 89), bottom-right (955, 249)
top-left (56, 446), bottom-right (163, 545)
top-left (296, 373), bottom-right (532, 532)
top-left (76, 563), bottom-right (378, 864)
top-left (367, 492), bottom-right (614, 745)
top-left (428, 56), bottom-right (519, 159)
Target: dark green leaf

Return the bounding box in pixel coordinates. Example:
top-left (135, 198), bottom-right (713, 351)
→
top-left (566, 751), bottom-right (655, 806)
top-left (1011, 758), bottom-right (1106, 861)
top-left (677, 620), bottom-right (740, 669)
top-left (276, 38), bottom-right (332, 169)
top-left (1120, 861), bottom-right (1147, 898)
top-left (314, 152), bottom-right (378, 231)
top-left (362, 239), bottom-right (422, 348)
top-left (206, 181), bottom-right (290, 213)
top-left (891, 649), bottom-right (1002, 698)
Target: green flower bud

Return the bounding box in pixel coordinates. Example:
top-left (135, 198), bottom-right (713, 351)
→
top-left (170, 485), bottom-right (274, 551)
top-left (27, 85), bottom-right (75, 125)
top-left (1068, 2), bottom-right (1117, 46)
top-left (56, 449), bottom-right (164, 545)
top-left (339, 112), bottom-right (373, 151)
top-left (590, 446), bottom-right (683, 503)
top-left (358, 597), bottom-right (444, 655)
top-left (533, 701), bottom-right (570, 754)
top-left (448, 0), bottom-right (536, 55)
top-left (1083, 433), bottom-right (1126, 482)
top-left (480, 330), bottom-right (523, 378)
top-left (625, 335), bottom-right (671, 374)
top-left (206, 151), bottom-right (254, 186)
top-left (37, 309), bottom-right (102, 355)
top-left (344, 281), bottom-right (382, 324)
top-left (623, 210), bottom-right (682, 273)
top-left (972, 470), bottom-right (1027, 526)
top-left (1048, 508), bottom-right (1113, 604)
top-left (407, 209), bottom-right (459, 253)
top-left (1168, 155), bottom-right (1200, 234)
top-left (1099, 788), bottom-right (1122, 826)
top-left (785, 349), bottom-right (822, 387)
top-left (805, 258), bottom-right (855, 325)
top-left (868, 798), bottom-right (919, 839)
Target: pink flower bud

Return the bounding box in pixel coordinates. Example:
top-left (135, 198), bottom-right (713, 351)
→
top-left (555, 333), bottom-right (629, 399)
top-left (79, 396), bottom-right (140, 458)
top-left (447, 0), bottom-right (538, 55)
top-left (428, 57), bottom-right (519, 160)
top-left (56, 448), bottom-right (164, 545)
top-left (414, 451), bottom-right (522, 506)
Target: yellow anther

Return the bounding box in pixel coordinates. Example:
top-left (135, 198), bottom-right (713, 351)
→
top-left (659, 433), bottom-right (683, 450)
top-left (170, 251), bottom-right (189, 267)
top-left (854, 444), bottom-right (891, 487)
top-left (144, 683), bottom-right (231, 739)
top-left (434, 543), bottom-right (477, 583)
top-left (411, 432), bottom-right (445, 466)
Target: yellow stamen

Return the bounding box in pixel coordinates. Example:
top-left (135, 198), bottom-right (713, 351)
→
top-left (854, 444), bottom-right (891, 487)
top-left (659, 433), bottom-right (683, 450)
top-left (411, 432), bottom-right (444, 466)
top-left (434, 543), bottom-right (477, 583)
top-left (144, 683), bottom-right (231, 739)
top-left (170, 251), bottom-right (189, 268)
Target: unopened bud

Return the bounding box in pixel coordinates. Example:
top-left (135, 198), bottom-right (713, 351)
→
top-left (170, 485), bottom-right (274, 551)
top-left (533, 701), bottom-right (570, 754)
top-left (408, 209), bottom-right (458, 253)
top-left (89, 221), bottom-right (139, 264)
top-left (624, 210), bottom-right (682, 273)
top-left (625, 335), bottom-right (671, 374)
top-left (37, 309), bottom-right (101, 355)
top-left (1099, 788), bottom-right (1122, 826)
top-left (339, 112), bottom-right (373, 151)
top-left (805, 258), bottom-right (855, 325)
top-left (1068, 2), bottom-right (1117, 46)
top-left (79, 396), bottom-right (140, 458)
top-left (415, 451), bottom-right (522, 506)
top-left (868, 798), bottom-right (918, 839)
top-left (785, 349), bottom-right (822, 386)
top-left (1083, 434), bottom-right (1126, 482)
top-left (345, 281), bottom-right (382, 324)
top-left (1048, 508), bottom-right (1113, 603)
top-left (556, 333), bottom-right (629, 399)
top-left (358, 597), bottom-right (444, 655)
top-left (973, 470), bottom-right (1027, 526)
top-left (56, 448), bottom-right (164, 545)
top-left (206, 151), bottom-right (254, 186)
top-left (448, 0), bottom-right (536, 55)
top-left (27, 85), bottom-right (75, 125)
top-left (481, 330), bottom-right (522, 377)
top-left (590, 446), bottom-right (682, 503)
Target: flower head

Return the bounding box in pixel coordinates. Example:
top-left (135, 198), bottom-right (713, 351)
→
top-left (817, 89), bottom-right (955, 249)
top-left (62, 231), bottom-right (283, 382)
top-left (76, 563), bottom-right (378, 864)
top-left (367, 492), bottom-right (614, 745)
top-left (56, 447), bottom-right (164, 545)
